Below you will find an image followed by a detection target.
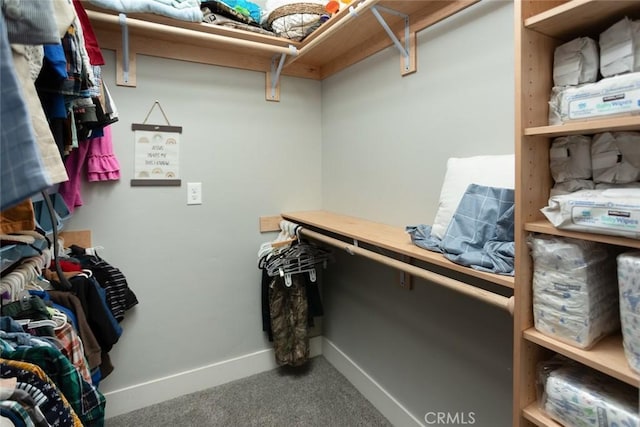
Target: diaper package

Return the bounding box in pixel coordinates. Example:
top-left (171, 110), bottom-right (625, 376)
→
top-left (554, 37), bottom-right (599, 86)
top-left (529, 235), bottom-right (620, 349)
top-left (600, 17), bottom-right (635, 78)
top-left (548, 72), bottom-right (640, 125)
top-left (551, 179), bottom-right (595, 197)
top-left (541, 188), bottom-right (640, 239)
top-left (617, 252), bottom-right (640, 374)
top-left (591, 132), bottom-right (640, 184)
top-left (550, 135), bottom-right (592, 183)
top-left (538, 357), bottom-right (640, 427)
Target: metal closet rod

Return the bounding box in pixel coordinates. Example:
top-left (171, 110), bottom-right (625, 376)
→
top-left (298, 227), bottom-right (515, 315)
top-left (86, 10), bottom-right (298, 56)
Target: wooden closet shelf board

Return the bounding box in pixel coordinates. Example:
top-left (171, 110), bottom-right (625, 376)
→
top-left (290, 0), bottom-right (478, 78)
top-left (525, 220), bottom-right (640, 249)
top-left (281, 210), bottom-right (514, 289)
top-left (85, 4), bottom-right (297, 48)
top-left (524, 0), bottom-right (640, 39)
top-left (522, 403), bottom-right (563, 427)
top-left (58, 230), bottom-right (92, 248)
top-left (87, 0), bottom-right (478, 82)
top-left (524, 329), bottom-right (640, 387)
top-left (525, 116), bottom-right (640, 137)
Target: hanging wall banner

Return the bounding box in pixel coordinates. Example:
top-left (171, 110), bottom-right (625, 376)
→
top-left (131, 101), bottom-right (182, 187)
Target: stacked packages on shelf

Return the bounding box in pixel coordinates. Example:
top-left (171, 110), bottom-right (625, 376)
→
top-left (617, 252), bottom-right (640, 374)
top-left (549, 17), bottom-right (640, 125)
top-left (529, 235), bottom-right (620, 349)
top-left (538, 357), bottom-right (640, 427)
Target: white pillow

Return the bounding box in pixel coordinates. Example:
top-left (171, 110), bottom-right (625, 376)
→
top-left (431, 154), bottom-right (515, 240)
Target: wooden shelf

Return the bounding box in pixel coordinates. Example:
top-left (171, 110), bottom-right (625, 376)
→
top-left (516, 1), bottom-right (640, 425)
top-left (524, 115), bottom-right (640, 137)
top-left (281, 210), bottom-right (514, 289)
top-left (86, 0), bottom-right (479, 83)
top-left (525, 219), bottom-right (640, 249)
top-left (524, 328), bottom-right (640, 387)
top-left (290, 0), bottom-right (478, 79)
top-left (524, 0), bottom-right (640, 39)
top-left (522, 404), bottom-right (562, 427)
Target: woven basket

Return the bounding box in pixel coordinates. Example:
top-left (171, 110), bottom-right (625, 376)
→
top-left (267, 3), bottom-right (326, 28)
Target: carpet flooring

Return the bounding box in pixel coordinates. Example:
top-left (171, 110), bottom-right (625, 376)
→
top-left (105, 356), bottom-right (393, 427)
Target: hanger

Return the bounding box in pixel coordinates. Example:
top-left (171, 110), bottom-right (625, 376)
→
top-left (265, 238), bottom-right (333, 286)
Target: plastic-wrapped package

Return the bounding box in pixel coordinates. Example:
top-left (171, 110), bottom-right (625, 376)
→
top-left (548, 72), bottom-right (640, 125)
top-left (596, 182), bottom-right (640, 189)
top-left (600, 17), bottom-right (635, 77)
top-left (529, 234), bottom-right (620, 349)
top-left (551, 179), bottom-right (595, 197)
top-left (541, 188), bottom-right (640, 239)
top-left (554, 37), bottom-right (599, 86)
top-left (550, 135), bottom-right (592, 183)
top-left (617, 251), bottom-right (640, 374)
top-left (538, 356), bottom-right (640, 427)
top-left (592, 132), bottom-right (640, 184)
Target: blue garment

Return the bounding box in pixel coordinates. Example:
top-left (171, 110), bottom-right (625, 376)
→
top-left (89, 276), bottom-right (123, 339)
top-left (0, 404), bottom-right (28, 427)
top-left (0, 315), bottom-right (25, 333)
top-left (407, 184), bottom-right (515, 275)
top-left (0, 15), bottom-right (52, 210)
top-left (37, 44), bottom-right (68, 119)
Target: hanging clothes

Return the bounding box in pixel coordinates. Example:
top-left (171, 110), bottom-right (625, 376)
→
top-left (0, 15), bottom-right (51, 211)
top-left (259, 233), bottom-right (330, 366)
top-left (269, 274), bottom-right (309, 367)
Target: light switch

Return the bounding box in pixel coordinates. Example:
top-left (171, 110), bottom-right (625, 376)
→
top-left (187, 182), bottom-right (202, 205)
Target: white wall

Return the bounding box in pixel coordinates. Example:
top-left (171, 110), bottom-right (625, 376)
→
top-left (320, 1), bottom-right (515, 425)
top-left (322, 0), bottom-right (515, 227)
top-left (66, 52), bottom-right (323, 413)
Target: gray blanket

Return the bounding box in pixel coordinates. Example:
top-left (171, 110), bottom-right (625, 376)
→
top-left (407, 184), bottom-right (515, 275)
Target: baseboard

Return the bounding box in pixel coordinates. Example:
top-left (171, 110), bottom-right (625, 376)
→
top-left (103, 336), bottom-right (323, 418)
top-left (322, 337), bottom-right (425, 427)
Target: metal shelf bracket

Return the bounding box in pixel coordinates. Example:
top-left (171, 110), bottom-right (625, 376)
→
top-left (370, 5), bottom-right (416, 76)
top-left (266, 45), bottom-right (298, 102)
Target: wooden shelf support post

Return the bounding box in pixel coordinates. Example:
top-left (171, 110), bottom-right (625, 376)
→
top-left (370, 5), bottom-right (416, 76)
top-left (118, 13), bottom-right (131, 85)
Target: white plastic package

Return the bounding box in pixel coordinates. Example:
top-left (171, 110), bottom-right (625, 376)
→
top-left (617, 251), bottom-right (640, 374)
top-left (549, 135), bottom-right (592, 183)
top-left (551, 179), bottom-right (595, 197)
top-left (529, 235), bottom-right (619, 349)
top-left (541, 188), bottom-right (640, 239)
top-left (538, 357), bottom-right (640, 427)
top-left (548, 72), bottom-right (640, 125)
top-left (554, 37), bottom-right (599, 86)
top-left (591, 132), bottom-right (640, 184)
top-left (600, 17), bottom-right (635, 78)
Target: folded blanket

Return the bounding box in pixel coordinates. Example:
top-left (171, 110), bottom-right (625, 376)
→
top-left (407, 184), bottom-right (515, 275)
top-left (87, 0), bottom-right (203, 22)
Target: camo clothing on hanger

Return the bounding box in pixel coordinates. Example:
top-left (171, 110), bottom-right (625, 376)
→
top-left (269, 275), bottom-right (309, 367)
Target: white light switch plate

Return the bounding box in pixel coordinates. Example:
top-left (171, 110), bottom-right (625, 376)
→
top-left (187, 182), bottom-right (202, 205)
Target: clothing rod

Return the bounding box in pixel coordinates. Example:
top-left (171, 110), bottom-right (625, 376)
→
top-left (86, 10), bottom-right (298, 56)
top-left (285, 0), bottom-right (380, 66)
top-left (299, 227), bottom-right (514, 315)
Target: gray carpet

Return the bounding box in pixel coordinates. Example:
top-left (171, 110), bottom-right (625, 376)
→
top-left (105, 356), bottom-right (393, 427)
